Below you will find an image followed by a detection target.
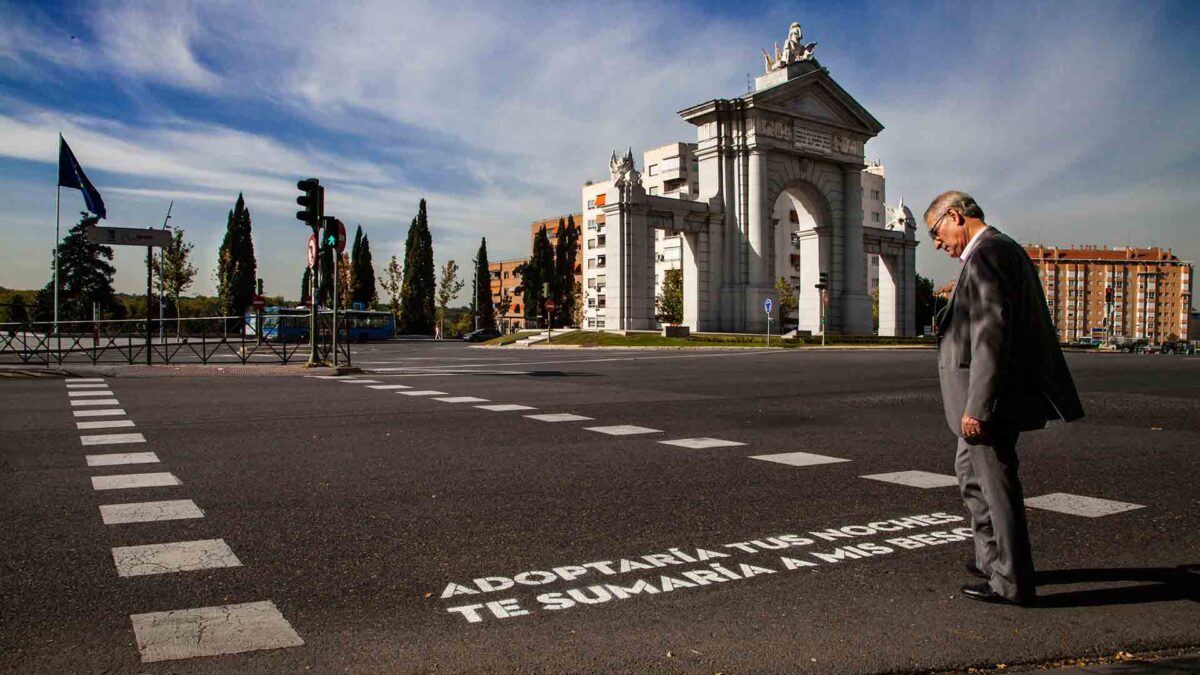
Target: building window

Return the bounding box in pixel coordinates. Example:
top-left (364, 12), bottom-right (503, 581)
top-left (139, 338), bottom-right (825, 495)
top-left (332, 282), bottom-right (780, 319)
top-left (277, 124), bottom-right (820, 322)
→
top-left (588, 278), bottom-right (596, 288)
top-left (587, 319), bottom-right (595, 328)
top-left (587, 258), bottom-right (595, 269)
top-left (649, 187), bottom-right (659, 196)
top-left (597, 256), bottom-right (606, 268)
top-left (871, 189), bottom-right (880, 200)
top-left (587, 239), bottom-right (595, 248)
top-left (587, 199), bottom-right (595, 209)
top-left (595, 193), bottom-right (606, 207)
top-left (597, 320), bottom-right (605, 329)
top-left (597, 296), bottom-right (606, 308)
top-left (648, 164), bottom-right (659, 176)
top-left (597, 235), bottom-right (606, 246)
top-left (872, 212), bottom-right (881, 223)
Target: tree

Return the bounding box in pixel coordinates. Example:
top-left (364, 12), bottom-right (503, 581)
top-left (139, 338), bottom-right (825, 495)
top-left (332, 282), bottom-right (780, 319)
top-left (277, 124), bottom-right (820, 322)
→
top-left (339, 252), bottom-right (352, 309)
top-left (571, 279), bottom-right (584, 328)
top-left (6, 295), bottom-right (28, 324)
top-left (553, 216), bottom-right (580, 326)
top-left (656, 268), bottom-right (683, 325)
top-left (215, 193), bottom-right (256, 318)
top-left (349, 225), bottom-right (363, 305)
top-left (152, 227), bottom-right (197, 322)
top-left (436, 260), bottom-right (465, 338)
top-left (398, 199), bottom-right (436, 334)
top-left (515, 225), bottom-right (554, 327)
top-left (871, 287), bottom-right (880, 333)
top-left (300, 267), bottom-right (311, 305)
top-left (473, 238), bottom-right (494, 330)
top-left (33, 213), bottom-right (125, 322)
top-left (775, 276), bottom-right (797, 325)
top-left (915, 274), bottom-right (936, 334)
top-left (356, 235), bottom-right (377, 307)
top-left (381, 255), bottom-right (402, 317)
top-left (495, 290), bottom-right (513, 333)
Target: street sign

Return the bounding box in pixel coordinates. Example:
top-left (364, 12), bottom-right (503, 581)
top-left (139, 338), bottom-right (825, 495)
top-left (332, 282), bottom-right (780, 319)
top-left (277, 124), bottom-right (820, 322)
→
top-left (85, 226), bottom-right (171, 248)
top-left (307, 234), bottom-right (318, 267)
top-left (764, 298), bottom-right (773, 315)
top-left (322, 217), bottom-right (347, 254)
top-left (544, 299), bottom-right (557, 312)
top-left (252, 295), bottom-right (265, 310)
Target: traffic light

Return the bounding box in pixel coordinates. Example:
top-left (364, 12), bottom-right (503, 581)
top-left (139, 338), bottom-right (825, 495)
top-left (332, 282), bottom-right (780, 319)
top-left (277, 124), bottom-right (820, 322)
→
top-left (816, 271), bottom-right (828, 290)
top-left (1105, 286), bottom-right (1113, 303)
top-left (296, 178), bottom-right (323, 226)
top-left (322, 216), bottom-right (346, 253)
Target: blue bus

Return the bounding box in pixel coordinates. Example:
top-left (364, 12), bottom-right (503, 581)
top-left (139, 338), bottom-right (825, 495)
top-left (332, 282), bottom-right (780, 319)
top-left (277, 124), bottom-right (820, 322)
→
top-left (245, 307), bottom-right (395, 342)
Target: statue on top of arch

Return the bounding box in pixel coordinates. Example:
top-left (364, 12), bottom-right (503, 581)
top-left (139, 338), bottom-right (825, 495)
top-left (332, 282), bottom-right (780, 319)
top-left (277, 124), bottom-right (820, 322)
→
top-left (609, 148), bottom-right (642, 189)
top-left (762, 22), bottom-right (818, 73)
top-left (885, 197), bottom-right (917, 232)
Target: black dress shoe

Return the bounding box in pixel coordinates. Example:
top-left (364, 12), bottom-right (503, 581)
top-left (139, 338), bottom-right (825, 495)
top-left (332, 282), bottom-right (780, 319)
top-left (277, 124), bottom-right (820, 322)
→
top-left (960, 582), bottom-right (1033, 606)
top-left (966, 561), bottom-right (988, 579)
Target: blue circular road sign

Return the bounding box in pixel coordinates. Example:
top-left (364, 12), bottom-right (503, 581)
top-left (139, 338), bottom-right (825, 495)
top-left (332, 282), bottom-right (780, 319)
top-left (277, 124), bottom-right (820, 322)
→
top-left (764, 298), bottom-right (773, 315)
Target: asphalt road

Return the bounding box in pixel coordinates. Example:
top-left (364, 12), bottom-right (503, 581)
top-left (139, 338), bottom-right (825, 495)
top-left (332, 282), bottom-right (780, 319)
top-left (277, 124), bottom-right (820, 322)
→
top-left (1, 344), bottom-right (1197, 673)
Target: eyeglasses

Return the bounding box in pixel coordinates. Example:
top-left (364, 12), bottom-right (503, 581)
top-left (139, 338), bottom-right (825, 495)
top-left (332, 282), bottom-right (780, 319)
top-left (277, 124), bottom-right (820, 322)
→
top-left (928, 210), bottom-right (950, 241)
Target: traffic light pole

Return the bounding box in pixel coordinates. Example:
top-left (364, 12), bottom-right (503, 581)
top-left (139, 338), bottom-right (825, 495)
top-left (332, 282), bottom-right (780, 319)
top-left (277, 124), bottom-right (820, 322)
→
top-left (332, 248), bottom-right (339, 367)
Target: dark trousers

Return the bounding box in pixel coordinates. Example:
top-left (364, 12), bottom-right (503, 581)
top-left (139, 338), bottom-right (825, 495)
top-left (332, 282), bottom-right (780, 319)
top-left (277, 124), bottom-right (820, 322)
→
top-left (955, 430), bottom-right (1036, 601)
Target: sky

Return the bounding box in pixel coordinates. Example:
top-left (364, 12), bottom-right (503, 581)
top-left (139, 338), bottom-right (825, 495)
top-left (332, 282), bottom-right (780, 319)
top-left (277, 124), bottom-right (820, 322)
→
top-left (1, 0), bottom-right (1197, 302)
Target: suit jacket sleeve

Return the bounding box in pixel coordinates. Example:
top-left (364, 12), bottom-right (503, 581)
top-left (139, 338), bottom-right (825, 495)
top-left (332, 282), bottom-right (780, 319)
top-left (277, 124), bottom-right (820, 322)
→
top-left (965, 244), bottom-right (1015, 423)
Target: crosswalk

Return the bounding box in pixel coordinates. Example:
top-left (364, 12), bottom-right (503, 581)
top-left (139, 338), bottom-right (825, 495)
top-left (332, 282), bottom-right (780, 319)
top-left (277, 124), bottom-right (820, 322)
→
top-left (314, 374), bottom-right (1147, 521)
top-left (63, 377), bottom-right (304, 664)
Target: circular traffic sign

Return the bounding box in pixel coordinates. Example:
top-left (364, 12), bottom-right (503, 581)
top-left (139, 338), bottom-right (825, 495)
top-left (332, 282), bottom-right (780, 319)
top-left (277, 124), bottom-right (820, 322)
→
top-left (252, 295), bottom-right (266, 310)
top-left (544, 299), bottom-right (557, 312)
top-left (307, 234), bottom-right (317, 267)
top-left (764, 298), bottom-right (773, 315)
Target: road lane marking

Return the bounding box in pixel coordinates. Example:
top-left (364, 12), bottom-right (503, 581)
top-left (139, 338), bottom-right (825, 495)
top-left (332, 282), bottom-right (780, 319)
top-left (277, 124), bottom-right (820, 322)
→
top-left (66, 383), bottom-right (109, 389)
top-left (524, 413), bottom-right (594, 423)
top-left (130, 600), bottom-right (304, 663)
top-left (659, 437), bottom-right (747, 449)
top-left (475, 404), bottom-right (536, 412)
top-left (81, 433), bottom-right (146, 446)
top-left (112, 538), bottom-right (241, 577)
top-left (86, 452), bottom-right (160, 467)
top-left (306, 375), bottom-right (349, 379)
top-left (366, 384), bottom-right (412, 390)
top-left (584, 425), bottom-right (663, 436)
top-left (433, 396), bottom-right (490, 403)
top-left (1025, 493), bottom-right (1145, 517)
top-left (77, 419), bottom-right (136, 430)
top-left (100, 499), bottom-right (204, 525)
top-left (92, 472), bottom-right (181, 490)
top-left (399, 390), bottom-right (448, 396)
top-left (73, 408), bottom-right (126, 417)
top-left (71, 398), bottom-right (120, 407)
top-left (337, 379), bottom-right (381, 384)
top-left (861, 470), bottom-right (958, 489)
top-left (68, 390), bottom-right (114, 397)
top-left (749, 451), bottom-right (849, 466)
top-left (68, 378), bottom-right (106, 383)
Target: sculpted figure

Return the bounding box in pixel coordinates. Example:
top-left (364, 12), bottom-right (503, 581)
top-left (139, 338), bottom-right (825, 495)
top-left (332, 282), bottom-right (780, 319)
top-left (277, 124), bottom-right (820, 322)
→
top-left (762, 22), bottom-right (819, 73)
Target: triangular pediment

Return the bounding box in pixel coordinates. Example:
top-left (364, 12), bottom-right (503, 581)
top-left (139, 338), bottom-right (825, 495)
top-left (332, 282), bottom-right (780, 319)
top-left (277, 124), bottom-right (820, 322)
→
top-left (748, 68), bottom-right (884, 137)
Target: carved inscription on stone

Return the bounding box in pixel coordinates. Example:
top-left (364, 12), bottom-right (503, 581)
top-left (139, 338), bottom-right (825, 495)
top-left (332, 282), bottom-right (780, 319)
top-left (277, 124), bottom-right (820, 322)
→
top-left (758, 117), bottom-right (793, 142)
top-left (794, 127), bottom-right (832, 154)
top-left (831, 134), bottom-right (863, 157)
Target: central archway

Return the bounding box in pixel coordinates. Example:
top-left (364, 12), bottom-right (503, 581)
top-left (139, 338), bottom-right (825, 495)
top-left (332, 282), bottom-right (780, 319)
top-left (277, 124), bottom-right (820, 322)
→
top-left (771, 182), bottom-right (830, 334)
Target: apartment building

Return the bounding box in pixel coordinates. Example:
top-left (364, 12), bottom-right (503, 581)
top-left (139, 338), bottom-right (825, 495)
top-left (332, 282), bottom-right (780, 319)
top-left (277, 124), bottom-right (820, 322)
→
top-left (1024, 245), bottom-right (1193, 343)
top-left (488, 257), bottom-right (527, 331)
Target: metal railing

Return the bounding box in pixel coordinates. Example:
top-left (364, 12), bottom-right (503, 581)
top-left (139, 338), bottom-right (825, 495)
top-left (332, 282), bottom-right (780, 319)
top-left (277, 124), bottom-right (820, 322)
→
top-left (0, 312), bottom-right (352, 366)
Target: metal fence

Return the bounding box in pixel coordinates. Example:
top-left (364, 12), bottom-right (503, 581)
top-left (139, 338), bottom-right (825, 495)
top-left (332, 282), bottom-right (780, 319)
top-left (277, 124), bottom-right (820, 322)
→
top-left (0, 312), bottom-right (352, 366)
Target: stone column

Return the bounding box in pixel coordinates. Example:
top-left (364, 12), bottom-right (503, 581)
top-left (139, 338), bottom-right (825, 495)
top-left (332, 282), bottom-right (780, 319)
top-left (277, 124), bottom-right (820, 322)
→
top-left (682, 231), bottom-right (701, 329)
top-left (747, 149), bottom-right (768, 288)
top-left (878, 254), bottom-right (898, 336)
top-left (839, 165), bottom-right (873, 334)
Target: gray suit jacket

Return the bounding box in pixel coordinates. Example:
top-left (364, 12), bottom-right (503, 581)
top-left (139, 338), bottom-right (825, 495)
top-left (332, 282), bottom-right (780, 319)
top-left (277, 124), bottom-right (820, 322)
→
top-left (936, 227), bottom-right (1084, 435)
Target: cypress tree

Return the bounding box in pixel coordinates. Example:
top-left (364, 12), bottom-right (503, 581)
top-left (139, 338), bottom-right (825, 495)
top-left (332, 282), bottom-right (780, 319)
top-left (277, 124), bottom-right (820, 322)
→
top-left (399, 200), bottom-right (436, 334)
top-left (554, 216), bottom-right (580, 326)
top-left (358, 235), bottom-right (377, 307)
top-left (518, 225), bottom-right (554, 326)
top-left (216, 193), bottom-right (256, 317)
top-left (474, 238), bottom-right (494, 329)
top-left (350, 225), bottom-right (363, 304)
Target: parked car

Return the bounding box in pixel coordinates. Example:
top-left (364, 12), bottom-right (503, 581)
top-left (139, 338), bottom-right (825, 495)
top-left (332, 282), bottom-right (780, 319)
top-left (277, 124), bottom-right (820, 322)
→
top-left (462, 328), bottom-right (502, 343)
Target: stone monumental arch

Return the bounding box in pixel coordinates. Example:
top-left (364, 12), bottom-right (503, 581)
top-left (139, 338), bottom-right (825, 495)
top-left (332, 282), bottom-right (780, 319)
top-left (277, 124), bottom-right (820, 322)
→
top-left (593, 23), bottom-right (917, 335)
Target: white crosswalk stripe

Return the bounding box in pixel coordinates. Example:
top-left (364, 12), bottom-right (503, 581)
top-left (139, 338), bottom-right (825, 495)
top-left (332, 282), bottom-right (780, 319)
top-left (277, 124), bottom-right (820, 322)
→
top-left (67, 378), bottom-right (106, 383)
top-left (100, 499), bottom-right (204, 525)
top-left (749, 451), bottom-right (848, 466)
top-left (130, 601), bottom-right (304, 663)
top-left (433, 396), bottom-right (490, 403)
top-left (81, 433), bottom-right (146, 446)
top-left (659, 437), bottom-right (747, 449)
top-left (584, 425), bottom-right (663, 436)
top-left (111, 539), bottom-right (241, 577)
top-left (92, 473), bottom-right (181, 490)
top-left (524, 413), bottom-right (594, 423)
top-left (861, 470), bottom-right (959, 488)
top-left (399, 390), bottom-right (448, 396)
top-left (71, 398), bottom-right (120, 407)
top-left (366, 384), bottom-right (412, 390)
top-left (337, 379), bottom-right (381, 384)
top-left (1025, 493), bottom-right (1145, 517)
top-left (476, 404), bottom-right (536, 412)
top-left (77, 419), bottom-right (136, 430)
top-left (73, 408), bottom-right (126, 417)
top-left (67, 390), bottom-right (113, 397)
top-left (65, 383), bottom-right (109, 389)
top-left (86, 452), bottom-right (160, 467)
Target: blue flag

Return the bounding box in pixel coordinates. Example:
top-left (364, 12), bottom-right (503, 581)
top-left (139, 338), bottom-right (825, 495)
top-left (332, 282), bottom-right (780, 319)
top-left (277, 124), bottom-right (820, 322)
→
top-left (58, 135), bottom-right (106, 219)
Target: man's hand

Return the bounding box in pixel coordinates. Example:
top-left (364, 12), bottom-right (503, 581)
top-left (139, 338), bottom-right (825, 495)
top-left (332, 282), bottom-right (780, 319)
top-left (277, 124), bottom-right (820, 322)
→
top-left (961, 415), bottom-right (988, 445)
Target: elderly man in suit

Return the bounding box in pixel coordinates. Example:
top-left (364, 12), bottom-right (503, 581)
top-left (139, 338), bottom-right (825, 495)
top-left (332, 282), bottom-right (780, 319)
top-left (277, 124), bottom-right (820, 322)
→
top-left (925, 191), bottom-right (1084, 606)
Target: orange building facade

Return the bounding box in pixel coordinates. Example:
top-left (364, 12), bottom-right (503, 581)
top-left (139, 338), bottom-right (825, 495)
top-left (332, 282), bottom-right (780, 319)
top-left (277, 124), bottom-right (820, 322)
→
top-left (485, 213), bottom-right (585, 332)
top-left (1024, 245), bottom-right (1193, 343)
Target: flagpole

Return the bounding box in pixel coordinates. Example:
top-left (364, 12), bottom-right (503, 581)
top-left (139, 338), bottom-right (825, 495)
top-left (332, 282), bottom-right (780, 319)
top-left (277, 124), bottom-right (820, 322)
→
top-left (54, 183), bottom-right (61, 335)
